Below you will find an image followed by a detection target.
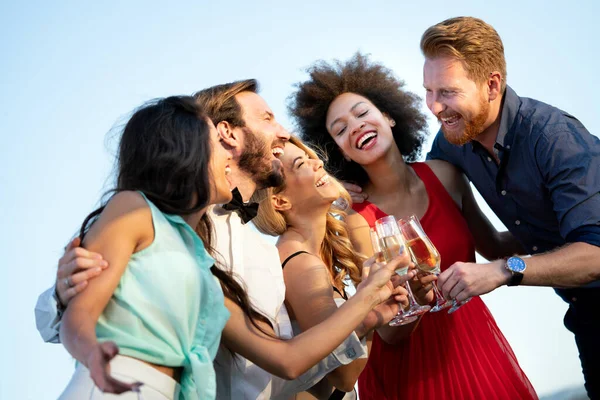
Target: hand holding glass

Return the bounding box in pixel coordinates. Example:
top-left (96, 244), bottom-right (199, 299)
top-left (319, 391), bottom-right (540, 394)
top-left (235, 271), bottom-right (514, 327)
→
top-left (373, 216), bottom-right (430, 326)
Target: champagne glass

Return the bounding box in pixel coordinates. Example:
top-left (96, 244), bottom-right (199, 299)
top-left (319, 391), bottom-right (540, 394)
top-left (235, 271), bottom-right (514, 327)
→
top-left (374, 216), bottom-right (430, 326)
top-left (369, 227), bottom-right (418, 326)
top-left (397, 215), bottom-right (452, 312)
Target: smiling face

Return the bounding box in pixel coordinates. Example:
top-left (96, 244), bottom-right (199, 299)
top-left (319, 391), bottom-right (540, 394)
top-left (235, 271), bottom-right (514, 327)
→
top-left (325, 92), bottom-right (396, 166)
top-left (235, 91), bottom-right (289, 188)
top-left (276, 142), bottom-right (340, 211)
top-left (207, 118), bottom-right (233, 205)
top-left (423, 56), bottom-right (492, 145)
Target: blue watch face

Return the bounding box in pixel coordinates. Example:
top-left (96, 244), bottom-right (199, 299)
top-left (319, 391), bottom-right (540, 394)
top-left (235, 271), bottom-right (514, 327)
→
top-left (507, 257), bottom-right (526, 273)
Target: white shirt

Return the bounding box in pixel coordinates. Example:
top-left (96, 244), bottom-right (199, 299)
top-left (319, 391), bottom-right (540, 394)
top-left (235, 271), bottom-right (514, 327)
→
top-left (34, 206), bottom-right (367, 400)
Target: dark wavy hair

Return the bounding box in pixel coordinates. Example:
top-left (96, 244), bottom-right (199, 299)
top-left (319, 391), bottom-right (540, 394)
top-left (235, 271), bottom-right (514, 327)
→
top-left (79, 96), bottom-right (272, 341)
top-left (289, 52), bottom-right (428, 186)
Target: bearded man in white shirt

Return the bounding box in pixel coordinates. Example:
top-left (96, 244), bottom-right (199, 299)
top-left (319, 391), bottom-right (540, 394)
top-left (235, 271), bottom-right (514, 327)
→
top-left (35, 79), bottom-right (368, 399)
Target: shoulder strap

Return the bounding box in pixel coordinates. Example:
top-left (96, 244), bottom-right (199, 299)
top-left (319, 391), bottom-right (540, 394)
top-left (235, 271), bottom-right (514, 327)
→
top-left (281, 250), bottom-right (310, 269)
top-left (332, 286), bottom-right (349, 300)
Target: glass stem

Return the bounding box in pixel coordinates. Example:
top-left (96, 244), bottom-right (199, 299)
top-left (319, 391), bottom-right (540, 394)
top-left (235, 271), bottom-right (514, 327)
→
top-left (403, 280), bottom-right (420, 306)
top-left (431, 280), bottom-right (447, 305)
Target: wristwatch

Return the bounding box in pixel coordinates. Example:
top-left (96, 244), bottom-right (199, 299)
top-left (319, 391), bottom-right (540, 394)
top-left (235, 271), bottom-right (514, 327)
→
top-left (505, 256), bottom-right (527, 286)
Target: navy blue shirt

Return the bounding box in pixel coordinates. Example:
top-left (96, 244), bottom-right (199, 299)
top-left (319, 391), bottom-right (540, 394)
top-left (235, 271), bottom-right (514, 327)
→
top-left (427, 86), bottom-right (600, 287)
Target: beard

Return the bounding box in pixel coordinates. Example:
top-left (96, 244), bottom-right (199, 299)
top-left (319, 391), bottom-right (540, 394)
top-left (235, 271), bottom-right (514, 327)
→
top-left (238, 127), bottom-right (284, 189)
top-left (441, 96), bottom-right (490, 146)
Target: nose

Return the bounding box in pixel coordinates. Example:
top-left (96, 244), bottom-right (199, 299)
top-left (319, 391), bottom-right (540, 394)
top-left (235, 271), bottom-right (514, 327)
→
top-left (428, 93), bottom-right (445, 116)
top-left (312, 159), bottom-right (324, 170)
top-left (276, 122), bottom-right (291, 141)
top-left (350, 119), bottom-right (366, 136)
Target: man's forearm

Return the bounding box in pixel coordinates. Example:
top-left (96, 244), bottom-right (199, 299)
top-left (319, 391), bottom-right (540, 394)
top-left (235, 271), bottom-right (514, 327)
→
top-left (521, 242), bottom-right (600, 287)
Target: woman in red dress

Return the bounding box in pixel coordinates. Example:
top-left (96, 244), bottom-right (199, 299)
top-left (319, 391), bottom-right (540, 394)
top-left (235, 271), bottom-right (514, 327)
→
top-left (289, 53), bottom-right (538, 400)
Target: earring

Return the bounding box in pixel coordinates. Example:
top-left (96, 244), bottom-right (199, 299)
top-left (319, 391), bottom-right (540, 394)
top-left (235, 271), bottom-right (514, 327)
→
top-left (390, 119), bottom-right (396, 127)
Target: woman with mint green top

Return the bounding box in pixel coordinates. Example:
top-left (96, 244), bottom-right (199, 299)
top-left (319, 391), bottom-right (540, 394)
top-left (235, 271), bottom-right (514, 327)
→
top-left (57, 95), bottom-right (410, 399)
top-left (59, 96), bottom-right (235, 399)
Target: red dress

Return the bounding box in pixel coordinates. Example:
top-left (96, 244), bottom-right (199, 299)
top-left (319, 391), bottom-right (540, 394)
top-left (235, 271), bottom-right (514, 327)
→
top-left (354, 163), bottom-right (537, 400)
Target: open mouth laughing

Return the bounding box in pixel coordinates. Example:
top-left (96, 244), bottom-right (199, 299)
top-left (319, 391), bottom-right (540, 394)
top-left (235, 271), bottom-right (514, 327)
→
top-left (271, 145), bottom-right (284, 158)
top-left (440, 113), bottom-right (462, 128)
top-left (355, 131), bottom-right (377, 150)
top-left (315, 173), bottom-right (330, 187)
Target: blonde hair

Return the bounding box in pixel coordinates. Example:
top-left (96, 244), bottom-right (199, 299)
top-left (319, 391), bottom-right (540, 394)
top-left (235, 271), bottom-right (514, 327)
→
top-left (252, 136), bottom-right (363, 287)
top-left (420, 16), bottom-right (507, 92)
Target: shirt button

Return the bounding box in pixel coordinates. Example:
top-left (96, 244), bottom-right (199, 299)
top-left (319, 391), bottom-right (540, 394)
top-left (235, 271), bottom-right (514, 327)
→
top-left (571, 297), bottom-right (577, 303)
top-left (506, 145), bottom-right (511, 150)
top-left (532, 246), bottom-right (538, 251)
top-left (501, 190), bottom-right (507, 196)
top-left (487, 156), bottom-right (492, 162)
top-left (515, 220), bottom-right (521, 225)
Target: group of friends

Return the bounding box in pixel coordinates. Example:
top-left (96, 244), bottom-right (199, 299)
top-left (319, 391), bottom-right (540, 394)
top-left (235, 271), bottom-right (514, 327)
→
top-left (34, 16), bottom-right (600, 400)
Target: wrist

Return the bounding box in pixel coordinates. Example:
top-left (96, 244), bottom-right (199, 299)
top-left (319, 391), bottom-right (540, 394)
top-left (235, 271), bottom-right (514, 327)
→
top-left (497, 259), bottom-right (512, 286)
top-left (355, 322), bottom-right (368, 338)
top-left (355, 285), bottom-right (380, 309)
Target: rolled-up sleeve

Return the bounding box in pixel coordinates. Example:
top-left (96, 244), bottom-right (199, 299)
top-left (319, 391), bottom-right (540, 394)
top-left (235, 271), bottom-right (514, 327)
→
top-left (34, 285), bottom-right (62, 343)
top-left (270, 331), bottom-right (367, 399)
top-left (535, 123), bottom-right (600, 239)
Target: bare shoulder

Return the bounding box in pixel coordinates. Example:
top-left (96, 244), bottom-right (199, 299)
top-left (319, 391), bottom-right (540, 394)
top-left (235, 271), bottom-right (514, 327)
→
top-left (346, 208), bottom-right (369, 231)
top-left (104, 190), bottom-right (151, 216)
top-left (86, 191), bottom-right (154, 251)
top-left (424, 160), bottom-right (466, 208)
top-left (281, 251), bottom-right (331, 292)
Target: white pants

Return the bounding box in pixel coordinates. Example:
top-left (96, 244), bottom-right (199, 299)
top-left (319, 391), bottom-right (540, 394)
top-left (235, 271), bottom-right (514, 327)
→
top-left (59, 355), bottom-right (181, 400)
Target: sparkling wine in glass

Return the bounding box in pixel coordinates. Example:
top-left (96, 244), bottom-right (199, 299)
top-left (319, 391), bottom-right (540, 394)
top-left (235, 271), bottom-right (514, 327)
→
top-left (398, 215), bottom-right (452, 312)
top-left (374, 216), bottom-right (430, 326)
top-left (369, 227), bottom-right (417, 326)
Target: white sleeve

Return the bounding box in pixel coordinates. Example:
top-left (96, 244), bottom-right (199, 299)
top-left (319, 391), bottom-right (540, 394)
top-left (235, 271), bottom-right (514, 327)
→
top-left (34, 285), bottom-right (62, 343)
top-left (269, 331), bottom-right (368, 399)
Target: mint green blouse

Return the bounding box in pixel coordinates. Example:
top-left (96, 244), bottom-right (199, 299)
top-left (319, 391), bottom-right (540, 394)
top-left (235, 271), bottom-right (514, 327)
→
top-left (95, 193), bottom-right (230, 399)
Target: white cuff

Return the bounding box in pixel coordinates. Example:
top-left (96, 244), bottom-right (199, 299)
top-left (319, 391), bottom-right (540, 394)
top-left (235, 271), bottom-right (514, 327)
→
top-left (34, 285), bottom-right (62, 343)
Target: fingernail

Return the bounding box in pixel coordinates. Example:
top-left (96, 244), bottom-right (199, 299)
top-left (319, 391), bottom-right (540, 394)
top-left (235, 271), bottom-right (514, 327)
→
top-left (93, 267), bottom-right (102, 274)
top-left (93, 254), bottom-right (103, 260)
top-left (101, 261), bottom-right (109, 268)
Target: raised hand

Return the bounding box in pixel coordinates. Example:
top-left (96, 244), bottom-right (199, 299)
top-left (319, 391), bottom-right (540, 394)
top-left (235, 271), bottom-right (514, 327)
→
top-left (358, 253), bottom-right (415, 305)
top-left (342, 181), bottom-right (368, 204)
top-left (56, 237), bottom-right (108, 306)
top-left (411, 272), bottom-right (438, 306)
top-left (87, 341), bottom-right (142, 394)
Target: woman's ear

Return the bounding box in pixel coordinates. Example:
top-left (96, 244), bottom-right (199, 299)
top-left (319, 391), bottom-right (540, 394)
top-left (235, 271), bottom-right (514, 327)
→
top-left (271, 194), bottom-right (292, 212)
top-left (382, 112), bottom-right (396, 127)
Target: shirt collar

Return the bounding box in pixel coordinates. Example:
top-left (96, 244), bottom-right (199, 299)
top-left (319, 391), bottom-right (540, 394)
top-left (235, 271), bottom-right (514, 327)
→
top-left (495, 85), bottom-right (521, 151)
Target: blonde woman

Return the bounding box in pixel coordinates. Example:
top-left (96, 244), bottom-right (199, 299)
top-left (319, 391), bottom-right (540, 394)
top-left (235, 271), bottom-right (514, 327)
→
top-left (253, 136), bottom-right (410, 399)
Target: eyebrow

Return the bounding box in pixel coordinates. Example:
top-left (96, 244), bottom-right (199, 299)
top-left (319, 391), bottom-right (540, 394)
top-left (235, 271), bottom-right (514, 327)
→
top-left (292, 153), bottom-right (308, 168)
top-left (329, 102), bottom-right (366, 131)
top-left (424, 84), bottom-right (461, 91)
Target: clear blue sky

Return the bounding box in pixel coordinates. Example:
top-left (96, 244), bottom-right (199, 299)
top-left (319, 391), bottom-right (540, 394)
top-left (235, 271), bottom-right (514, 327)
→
top-left (1, 1), bottom-right (598, 398)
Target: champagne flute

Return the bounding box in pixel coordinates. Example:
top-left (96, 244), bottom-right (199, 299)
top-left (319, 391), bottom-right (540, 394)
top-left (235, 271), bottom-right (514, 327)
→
top-left (397, 215), bottom-right (452, 312)
top-left (374, 216), bottom-right (430, 326)
top-left (369, 227), bottom-right (418, 326)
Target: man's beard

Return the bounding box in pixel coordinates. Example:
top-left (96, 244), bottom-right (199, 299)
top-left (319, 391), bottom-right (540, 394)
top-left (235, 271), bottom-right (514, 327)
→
top-left (238, 127), bottom-right (284, 189)
top-left (442, 96), bottom-right (490, 146)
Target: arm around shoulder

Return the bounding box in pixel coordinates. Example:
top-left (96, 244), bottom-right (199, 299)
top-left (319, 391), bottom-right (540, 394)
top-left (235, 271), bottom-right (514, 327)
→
top-left (60, 191), bottom-right (153, 364)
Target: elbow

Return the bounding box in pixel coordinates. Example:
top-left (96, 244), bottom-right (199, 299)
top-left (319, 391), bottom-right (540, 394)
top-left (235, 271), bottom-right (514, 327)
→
top-left (276, 360), bottom-right (304, 381)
